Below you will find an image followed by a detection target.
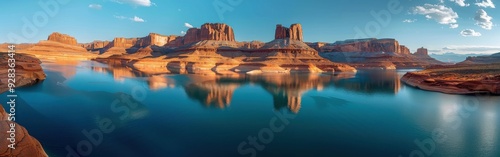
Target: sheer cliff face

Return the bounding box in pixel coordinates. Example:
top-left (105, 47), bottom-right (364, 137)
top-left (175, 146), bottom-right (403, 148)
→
top-left (275, 24), bottom-right (303, 41)
top-left (47, 32), bottom-right (78, 45)
top-left (183, 23), bottom-right (236, 44)
top-left (311, 38), bottom-right (411, 54)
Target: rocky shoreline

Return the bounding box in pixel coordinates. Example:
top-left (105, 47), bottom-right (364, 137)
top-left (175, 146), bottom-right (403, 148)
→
top-left (401, 64), bottom-right (500, 95)
top-left (0, 53), bottom-right (46, 94)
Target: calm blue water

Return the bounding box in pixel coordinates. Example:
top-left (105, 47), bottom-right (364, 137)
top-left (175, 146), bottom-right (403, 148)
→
top-left (2, 61), bottom-right (499, 157)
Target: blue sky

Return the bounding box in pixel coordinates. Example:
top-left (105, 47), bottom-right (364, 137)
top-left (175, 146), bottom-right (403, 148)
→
top-left (1, 0), bottom-right (499, 54)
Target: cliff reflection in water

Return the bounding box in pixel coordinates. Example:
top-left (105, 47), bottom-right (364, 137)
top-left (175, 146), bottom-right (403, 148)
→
top-left (148, 71), bottom-right (402, 113)
top-left (89, 62), bottom-right (404, 113)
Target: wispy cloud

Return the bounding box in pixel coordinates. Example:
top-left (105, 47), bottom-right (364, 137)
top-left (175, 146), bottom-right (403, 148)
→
top-left (114, 15), bottom-right (146, 22)
top-left (403, 19), bottom-right (417, 23)
top-left (184, 23), bottom-right (194, 28)
top-left (112, 0), bottom-right (154, 7)
top-left (460, 29), bottom-right (482, 37)
top-left (475, 0), bottom-right (495, 8)
top-left (474, 9), bottom-right (493, 30)
top-left (450, 24), bottom-right (459, 28)
top-left (88, 4), bottom-right (102, 9)
top-left (411, 4), bottom-right (459, 28)
top-left (450, 0), bottom-right (470, 7)
top-left (181, 31), bottom-right (186, 35)
top-left (130, 16), bottom-right (145, 22)
top-left (432, 45), bottom-right (500, 54)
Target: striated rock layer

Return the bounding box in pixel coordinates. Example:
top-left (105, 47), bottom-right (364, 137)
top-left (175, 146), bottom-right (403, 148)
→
top-left (0, 53), bottom-right (46, 93)
top-left (100, 23), bottom-right (356, 74)
top-left (312, 39), bottom-right (444, 69)
top-left (0, 105), bottom-right (48, 157)
top-left (401, 63), bottom-right (500, 95)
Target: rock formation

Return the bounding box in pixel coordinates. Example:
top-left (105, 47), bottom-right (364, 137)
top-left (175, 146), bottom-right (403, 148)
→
top-left (414, 47), bottom-right (429, 57)
top-left (137, 33), bottom-right (179, 47)
top-left (0, 53), bottom-right (46, 93)
top-left (182, 23), bottom-right (235, 45)
top-left (47, 32), bottom-right (77, 45)
top-left (275, 24), bottom-right (303, 41)
top-left (402, 63), bottom-right (500, 95)
top-left (80, 40), bottom-right (110, 51)
top-left (458, 52), bottom-right (500, 64)
top-left (0, 105), bottom-right (48, 157)
top-left (110, 37), bottom-right (139, 48)
top-left (128, 23), bottom-right (356, 74)
top-left (313, 39), bottom-right (444, 69)
top-left (315, 38), bottom-right (410, 54)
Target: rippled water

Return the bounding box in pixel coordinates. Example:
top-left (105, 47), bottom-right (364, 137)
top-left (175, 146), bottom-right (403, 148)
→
top-left (1, 61), bottom-right (499, 157)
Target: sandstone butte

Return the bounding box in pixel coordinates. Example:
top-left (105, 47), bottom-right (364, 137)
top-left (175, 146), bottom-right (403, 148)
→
top-left (308, 39), bottom-right (444, 69)
top-left (0, 105), bottom-right (48, 157)
top-left (13, 22), bottom-right (448, 73)
top-left (83, 23), bottom-right (357, 74)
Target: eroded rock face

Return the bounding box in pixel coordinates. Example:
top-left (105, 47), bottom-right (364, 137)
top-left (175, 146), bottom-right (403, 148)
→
top-left (321, 38), bottom-right (409, 54)
top-left (111, 37), bottom-right (139, 48)
top-left (0, 105), bottom-right (48, 157)
top-left (275, 24), bottom-right (303, 41)
top-left (182, 23), bottom-right (236, 45)
top-left (47, 32), bottom-right (77, 45)
top-left (81, 40), bottom-right (110, 51)
top-left (414, 47), bottom-right (429, 57)
top-left (137, 33), bottom-right (179, 47)
top-left (0, 53), bottom-right (46, 93)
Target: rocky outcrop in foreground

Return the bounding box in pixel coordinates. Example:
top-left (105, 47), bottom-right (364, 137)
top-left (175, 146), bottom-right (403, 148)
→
top-left (0, 53), bottom-right (46, 93)
top-left (0, 105), bottom-right (48, 157)
top-left (401, 63), bottom-right (500, 95)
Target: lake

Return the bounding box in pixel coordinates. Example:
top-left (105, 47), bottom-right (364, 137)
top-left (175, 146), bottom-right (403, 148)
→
top-left (2, 61), bottom-right (499, 157)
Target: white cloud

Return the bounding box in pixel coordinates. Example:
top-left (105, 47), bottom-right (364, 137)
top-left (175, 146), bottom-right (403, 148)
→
top-left (88, 4), bottom-right (102, 9)
top-left (403, 19), bottom-right (417, 23)
top-left (181, 31), bottom-right (186, 35)
top-left (474, 9), bottom-right (493, 30)
top-left (450, 24), bottom-right (459, 28)
top-left (412, 4), bottom-right (459, 28)
top-left (184, 23), bottom-right (194, 28)
top-left (475, 0), bottom-right (495, 8)
top-left (460, 29), bottom-right (482, 37)
top-left (450, 0), bottom-right (470, 7)
top-left (130, 16), bottom-right (145, 22)
top-left (112, 0), bottom-right (154, 7)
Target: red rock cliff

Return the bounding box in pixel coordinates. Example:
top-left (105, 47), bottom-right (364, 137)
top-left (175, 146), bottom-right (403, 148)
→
top-left (137, 33), bottom-right (179, 47)
top-left (111, 37), bottom-right (139, 48)
top-left (182, 23), bottom-right (235, 45)
top-left (414, 47), bottom-right (429, 57)
top-left (47, 32), bottom-right (77, 45)
top-left (321, 38), bottom-right (410, 54)
top-left (275, 24), bottom-right (303, 41)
